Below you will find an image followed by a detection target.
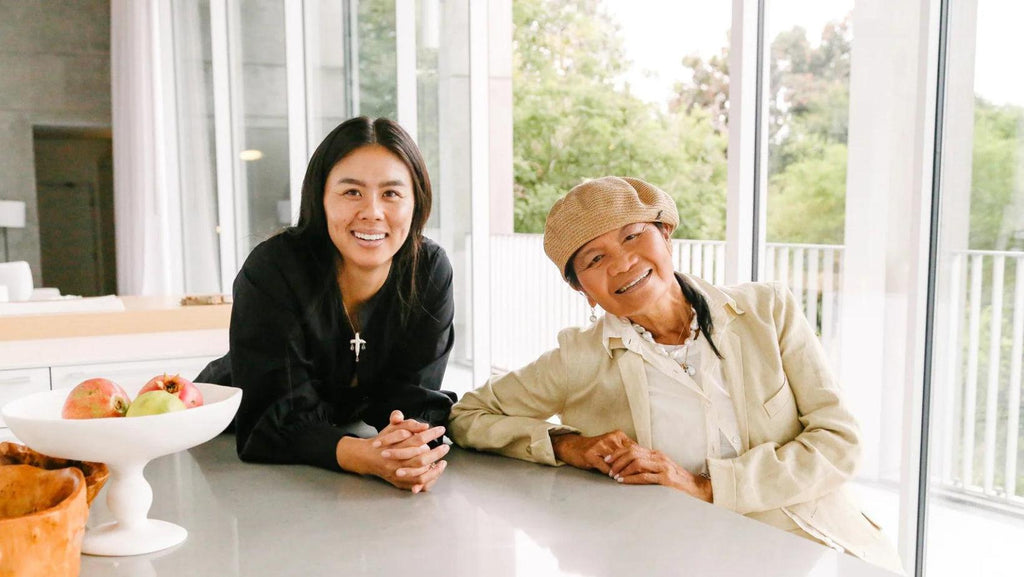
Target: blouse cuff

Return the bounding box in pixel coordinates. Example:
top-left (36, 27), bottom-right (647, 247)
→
top-left (707, 457), bottom-right (738, 511)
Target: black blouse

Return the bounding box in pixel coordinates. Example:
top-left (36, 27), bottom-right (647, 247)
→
top-left (198, 232), bottom-right (456, 471)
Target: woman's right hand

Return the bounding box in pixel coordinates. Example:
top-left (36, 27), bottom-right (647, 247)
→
top-left (551, 430), bottom-right (636, 474)
top-left (336, 411), bottom-right (450, 493)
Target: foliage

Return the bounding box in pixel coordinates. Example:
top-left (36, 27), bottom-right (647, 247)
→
top-left (358, 0), bottom-right (398, 119)
top-left (969, 99), bottom-right (1024, 251)
top-left (512, 0), bottom-right (726, 239)
top-left (513, 2), bottom-right (1021, 252)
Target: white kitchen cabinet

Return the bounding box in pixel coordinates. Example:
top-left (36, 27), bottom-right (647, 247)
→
top-left (0, 367), bottom-right (51, 427)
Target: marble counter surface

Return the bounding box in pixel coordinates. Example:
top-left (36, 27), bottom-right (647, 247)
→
top-left (78, 436), bottom-right (896, 577)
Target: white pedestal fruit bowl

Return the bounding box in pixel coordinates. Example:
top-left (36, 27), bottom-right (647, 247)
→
top-left (2, 382), bottom-right (241, 556)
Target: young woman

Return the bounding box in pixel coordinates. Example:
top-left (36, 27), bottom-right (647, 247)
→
top-left (450, 176), bottom-right (903, 571)
top-left (200, 117), bottom-right (454, 493)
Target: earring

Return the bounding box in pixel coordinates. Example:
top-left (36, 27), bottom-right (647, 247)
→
top-left (589, 305), bottom-right (598, 324)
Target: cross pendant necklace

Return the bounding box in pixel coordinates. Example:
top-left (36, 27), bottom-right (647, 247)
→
top-left (350, 332), bottom-right (366, 362)
top-left (342, 300), bottom-right (366, 363)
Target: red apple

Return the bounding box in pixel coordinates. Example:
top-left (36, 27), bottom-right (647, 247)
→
top-left (62, 378), bottom-right (131, 419)
top-left (139, 374), bottom-right (204, 408)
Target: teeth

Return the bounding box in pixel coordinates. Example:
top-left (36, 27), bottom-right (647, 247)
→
top-left (616, 270), bottom-right (651, 294)
top-left (354, 232), bottom-right (386, 241)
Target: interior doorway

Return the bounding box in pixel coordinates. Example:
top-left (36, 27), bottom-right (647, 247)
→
top-left (33, 127), bottom-right (116, 297)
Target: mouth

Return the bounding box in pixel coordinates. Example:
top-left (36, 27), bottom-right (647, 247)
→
top-left (352, 231), bottom-right (387, 242)
top-left (615, 269), bottom-right (652, 294)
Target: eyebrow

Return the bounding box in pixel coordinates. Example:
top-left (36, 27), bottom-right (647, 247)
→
top-left (575, 247), bottom-right (599, 266)
top-left (336, 178), bottom-right (408, 187)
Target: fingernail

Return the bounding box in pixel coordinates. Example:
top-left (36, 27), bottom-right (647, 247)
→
top-left (616, 476), bottom-right (623, 483)
top-left (372, 441), bottom-right (381, 448)
top-left (381, 450), bottom-right (391, 458)
top-left (396, 469), bottom-right (406, 477)
top-left (440, 460), bottom-right (447, 469)
top-left (604, 455), bottom-right (611, 463)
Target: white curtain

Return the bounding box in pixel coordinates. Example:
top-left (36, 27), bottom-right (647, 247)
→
top-left (111, 0), bottom-right (177, 295)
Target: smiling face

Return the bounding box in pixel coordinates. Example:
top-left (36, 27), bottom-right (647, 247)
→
top-left (572, 222), bottom-right (678, 319)
top-left (323, 145), bottom-right (415, 278)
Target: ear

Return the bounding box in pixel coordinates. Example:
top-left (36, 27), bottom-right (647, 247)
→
top-left (657, 223), bottom-right (672, 242)
top-left (578, 289), bottom-right (597, 308)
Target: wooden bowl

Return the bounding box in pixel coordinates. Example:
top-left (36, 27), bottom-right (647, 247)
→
top-left (0, 464), bottom-right (88, 577)
top-left (0, 441), bottom-right (108, 505)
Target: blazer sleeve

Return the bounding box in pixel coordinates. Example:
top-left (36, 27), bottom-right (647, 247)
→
top-left (449, 331), bottom-right (581, 466)
top-left (230, 247), bottom-right (349, 472)
top-left (707, 283), bottom-right (861, 514)
top-left (363, 246), bottom-right (457, 430)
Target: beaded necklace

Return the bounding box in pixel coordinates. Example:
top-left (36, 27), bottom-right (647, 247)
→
top-left (630, 305), bottom-right (700, 376)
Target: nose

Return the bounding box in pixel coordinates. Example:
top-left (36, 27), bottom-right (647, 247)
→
top-left (357, 193), bottom-right (384, 220)
top-left (606, 246), bottom-right (636, 277)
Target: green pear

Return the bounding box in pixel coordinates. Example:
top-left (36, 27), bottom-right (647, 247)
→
top-left (126, 390), bottom-right (187, 417)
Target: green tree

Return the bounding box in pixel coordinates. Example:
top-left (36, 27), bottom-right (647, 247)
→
top-left (969, 99), bottom-right (1024, 251)
top-left (513, 0), bottom-right (727, 239)
top-left (358, 0), bottom-right (398, 119)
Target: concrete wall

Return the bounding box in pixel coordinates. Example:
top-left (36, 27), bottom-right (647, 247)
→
top-left (0, 0), bottom-right (111, 281)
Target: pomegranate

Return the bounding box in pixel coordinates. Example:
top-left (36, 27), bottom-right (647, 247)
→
top-left (61, 378), bottom-right (130, 419)
top-left (138, 374), bottom-right (204, 408)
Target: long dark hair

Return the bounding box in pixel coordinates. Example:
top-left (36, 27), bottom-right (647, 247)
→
top-left (563, 224), bottom-right (723, 359)
top-left (291, 117), bottom-right (432, 328)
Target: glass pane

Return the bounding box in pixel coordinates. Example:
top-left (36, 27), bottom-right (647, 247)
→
top-left (928, 2), bottom-right (1024, 576)
top-left (172, 0), bottom-right (221, 293)
top-left (358, 0), bottom-right (398, 119)
top-left (416, 0), bottom-right (441, 229)
top-left (764, 0), bottom-right (912, 568)
top-left (500, 0), bottom-right (731, 372)
top-left (305, 0), bottom-right (349, 149)
top-left (233, 0), bottom-right (291, 259)
top-left (305, 0), bottom-right (399, 152)
top-left (418, 0), bottom-right (472, 391)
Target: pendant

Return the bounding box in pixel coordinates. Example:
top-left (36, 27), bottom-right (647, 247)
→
top-left (350, 332), bottom-right (366, 363)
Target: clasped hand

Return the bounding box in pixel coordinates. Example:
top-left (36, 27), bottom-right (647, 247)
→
top-left (551, 430), bottom-right (712, 502)
top-left (337, 410), bottom-right (449, 493)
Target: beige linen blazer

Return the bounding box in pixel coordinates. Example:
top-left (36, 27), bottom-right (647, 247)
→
top-left (450, 275), bottom-right (902, 573)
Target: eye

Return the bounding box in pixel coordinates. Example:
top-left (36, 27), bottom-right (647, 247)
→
top-left (383, 189), bottom-right (402, 198)
top-left (624, 226), bottom-right (646, 242)
top-left (341, 188), bottom-right (361, 197)
top-left (586, 254), bottom-right (604, 268)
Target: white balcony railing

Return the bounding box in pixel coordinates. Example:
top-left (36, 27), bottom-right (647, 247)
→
top-left (489, 234), bottom-right (843, 372)
top-left (487, 235), bottom-right (1024, 512)
top-left (936, 250), bottom-right (1024, 508)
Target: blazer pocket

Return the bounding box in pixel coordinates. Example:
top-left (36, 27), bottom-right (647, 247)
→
top-left (763, 379), bottom-right (795, 419)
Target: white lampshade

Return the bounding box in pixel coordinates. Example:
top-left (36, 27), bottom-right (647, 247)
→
top-left (0, 200), bottom-right (26, 229)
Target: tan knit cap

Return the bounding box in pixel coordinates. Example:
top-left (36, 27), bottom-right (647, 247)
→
top-left (543, 176), bottom-right (679, 279)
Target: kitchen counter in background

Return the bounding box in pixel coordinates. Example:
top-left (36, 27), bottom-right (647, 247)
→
top-left (79, 435), bottom-right (896, 577)
top-left (0, 295), bottom-right (229, 343)
top-left (0, 296), bottom-right (230, 438)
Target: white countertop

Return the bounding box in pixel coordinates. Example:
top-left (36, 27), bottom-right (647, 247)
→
top-left (77, 436), bottom-right (897, 577)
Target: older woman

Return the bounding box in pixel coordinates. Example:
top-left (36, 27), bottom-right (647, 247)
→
top-left (199, 117), bottom-right (454, 493)
top-left (450, 176), bottom-right (902, 571)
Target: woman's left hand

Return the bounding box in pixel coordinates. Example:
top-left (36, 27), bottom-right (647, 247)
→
top-left (605, 445), bottom-right (713, 503)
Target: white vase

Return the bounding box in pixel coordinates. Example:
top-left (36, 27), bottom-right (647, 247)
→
top-left (0, 261), bottom-right (34, 302)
